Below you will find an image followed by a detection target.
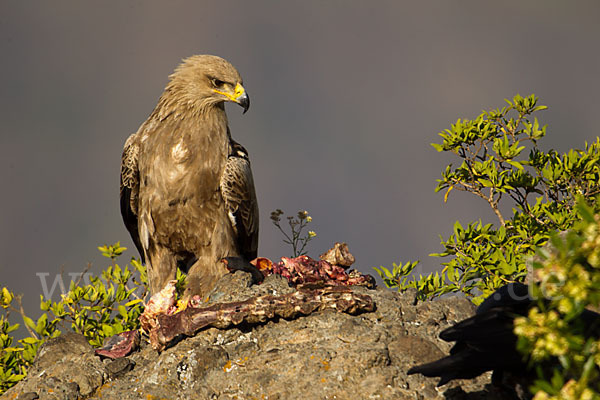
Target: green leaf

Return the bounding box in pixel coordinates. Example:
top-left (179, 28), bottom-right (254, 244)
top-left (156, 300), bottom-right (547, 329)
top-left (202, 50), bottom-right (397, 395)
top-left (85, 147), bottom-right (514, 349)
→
top-left (124, 299), bottom-right (143, 307)
top-left (35, 314), bottom-right (48, 334)
top-left (576, 199), bottom-right (595, 222)
top-left (22, 316), bottom-right (36, 331)
top-left (20, 337), bottom-right (39, 345)
top-left (506, 160), bottom-right (524, 170)
top-left (5, 322), bottom-right (20, 334)
top-left (477, 178), bottom-right (493, 187)
top-left (118, 305), bottom-right (128, 318)
top-left (431, 143), bottom-right (444, 152)
top-left (497, 261), bottom-right (516, 275)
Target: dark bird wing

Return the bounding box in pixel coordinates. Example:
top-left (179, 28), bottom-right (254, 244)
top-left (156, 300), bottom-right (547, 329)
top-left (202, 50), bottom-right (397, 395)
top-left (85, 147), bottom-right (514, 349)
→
top-left (408, 308), bottom-right (525, 386)
top-left (120, 132), bottom-right (144, 262)
top-left (220, 140), bottom-right (259, 260)
top-left (408, 282), bottom-right (600, 388)
top-left (407, 283), bottom-right (533, 386)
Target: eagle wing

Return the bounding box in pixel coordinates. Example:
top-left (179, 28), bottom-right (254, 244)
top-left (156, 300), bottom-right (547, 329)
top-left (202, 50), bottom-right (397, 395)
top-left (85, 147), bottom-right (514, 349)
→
top-left (120, 132), bottom-right (145, 262)
top-left (220, 140), bottom-right (259, 260)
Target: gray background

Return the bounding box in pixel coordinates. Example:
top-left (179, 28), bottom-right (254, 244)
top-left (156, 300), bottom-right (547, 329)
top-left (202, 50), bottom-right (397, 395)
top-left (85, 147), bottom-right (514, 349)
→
top-left (1, 1), bottom-right (599, 320)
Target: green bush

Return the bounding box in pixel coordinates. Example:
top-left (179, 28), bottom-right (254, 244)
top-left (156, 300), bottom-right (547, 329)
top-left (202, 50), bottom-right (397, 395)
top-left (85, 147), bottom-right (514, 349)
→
top-left (375, 94), bottom-right (600, 397)
top-left (376, 94), bottom-right (600, 304)
top-left (0, 243), bottom-right (148, 394)
top-left (514, 200), bottom-right (600, 399)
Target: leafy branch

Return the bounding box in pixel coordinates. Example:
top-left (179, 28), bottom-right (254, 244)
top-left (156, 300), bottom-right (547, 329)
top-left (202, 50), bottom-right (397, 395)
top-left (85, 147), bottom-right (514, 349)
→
top-left (377, 94), bottom-right (600, 303)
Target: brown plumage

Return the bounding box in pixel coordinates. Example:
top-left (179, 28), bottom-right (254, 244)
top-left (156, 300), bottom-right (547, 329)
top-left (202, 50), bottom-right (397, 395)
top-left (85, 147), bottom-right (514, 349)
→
top-left (119, 55), bottom-right (258, 300)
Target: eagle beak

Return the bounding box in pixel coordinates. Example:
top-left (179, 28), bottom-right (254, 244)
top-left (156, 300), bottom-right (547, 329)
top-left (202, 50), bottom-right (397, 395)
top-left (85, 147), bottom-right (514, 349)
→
top-left (215, 83), bottom-right (249, 114)
top-left (234, 83), bottom-right (250, 114)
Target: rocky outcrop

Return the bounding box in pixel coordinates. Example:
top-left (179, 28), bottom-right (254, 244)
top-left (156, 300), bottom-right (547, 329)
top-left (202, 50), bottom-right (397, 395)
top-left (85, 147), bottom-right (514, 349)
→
top-left (2, 272), bottom-right (516, 400)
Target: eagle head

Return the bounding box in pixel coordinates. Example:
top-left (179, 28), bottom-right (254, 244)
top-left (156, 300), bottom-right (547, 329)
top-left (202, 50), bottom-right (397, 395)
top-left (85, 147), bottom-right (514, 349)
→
top-left (168, 54), bottom-right (250, 113)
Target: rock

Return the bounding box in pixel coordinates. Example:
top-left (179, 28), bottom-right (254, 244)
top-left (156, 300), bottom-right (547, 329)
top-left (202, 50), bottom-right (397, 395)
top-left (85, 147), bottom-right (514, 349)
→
top-left (319, 242), bottom-right (356, 268)
top-left (16, 393), bottom-right (38, 400)
top-left (3, 272), bottom-right (515, 400)
top-left (3, 332), bottom-right (106, 399)
top-left (105, 358), bottom-right (136, 379)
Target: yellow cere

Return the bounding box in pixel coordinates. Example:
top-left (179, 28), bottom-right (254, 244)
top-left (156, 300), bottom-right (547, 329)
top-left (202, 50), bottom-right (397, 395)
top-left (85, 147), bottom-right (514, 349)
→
top-left (233, 83), bottom-right (245, 98)
top-left (214, 83), bottom-right (245, 102)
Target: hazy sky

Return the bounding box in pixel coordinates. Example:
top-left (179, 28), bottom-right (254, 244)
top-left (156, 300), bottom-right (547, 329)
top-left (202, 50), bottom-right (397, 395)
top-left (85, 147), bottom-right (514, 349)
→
top-left (1, 1), bottom-right (599, 319)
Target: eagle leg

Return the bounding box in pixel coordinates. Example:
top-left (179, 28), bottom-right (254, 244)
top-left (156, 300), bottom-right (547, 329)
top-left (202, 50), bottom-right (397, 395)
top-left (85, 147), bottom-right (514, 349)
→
top-left (182, 256), bottom-right (230, 302)
top-left (147, 246), bottom-right (178, 295)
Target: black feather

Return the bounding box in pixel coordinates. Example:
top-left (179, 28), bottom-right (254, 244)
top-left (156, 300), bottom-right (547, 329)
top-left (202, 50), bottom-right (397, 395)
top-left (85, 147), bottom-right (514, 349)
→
top-left (407, 283), bottom-right (600, 387)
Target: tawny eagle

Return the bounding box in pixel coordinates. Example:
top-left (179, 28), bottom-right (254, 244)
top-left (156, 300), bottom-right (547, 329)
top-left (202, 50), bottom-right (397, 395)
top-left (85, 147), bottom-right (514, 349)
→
top-left (120, 55), bottom-right (258, 300)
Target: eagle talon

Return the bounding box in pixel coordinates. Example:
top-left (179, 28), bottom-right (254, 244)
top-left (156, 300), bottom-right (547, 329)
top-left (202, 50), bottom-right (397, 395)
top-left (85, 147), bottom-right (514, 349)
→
top-left (222, 257), bottom-right (264, 284)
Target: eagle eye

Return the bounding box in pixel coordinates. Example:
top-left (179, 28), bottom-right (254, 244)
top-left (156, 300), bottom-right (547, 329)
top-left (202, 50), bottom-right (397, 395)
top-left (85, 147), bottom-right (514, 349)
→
top-left (211, 78), bottom-right (225, 88)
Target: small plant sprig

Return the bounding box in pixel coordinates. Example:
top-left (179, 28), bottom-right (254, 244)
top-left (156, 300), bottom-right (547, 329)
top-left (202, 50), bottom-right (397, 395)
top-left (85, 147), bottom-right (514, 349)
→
top-left (270, 209), bottom-right (317, 257)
